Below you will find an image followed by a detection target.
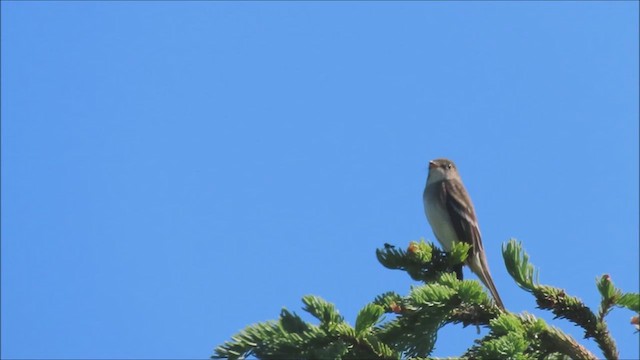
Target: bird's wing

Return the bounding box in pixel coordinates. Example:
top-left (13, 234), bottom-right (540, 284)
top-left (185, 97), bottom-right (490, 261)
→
top-left (441, 179), bottom-right (483, 254)
top-left (442, 179), bottom-right (505, 309)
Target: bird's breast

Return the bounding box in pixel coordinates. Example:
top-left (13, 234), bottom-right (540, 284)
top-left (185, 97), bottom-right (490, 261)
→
top-left (423, 186), bottom-right (459, 252)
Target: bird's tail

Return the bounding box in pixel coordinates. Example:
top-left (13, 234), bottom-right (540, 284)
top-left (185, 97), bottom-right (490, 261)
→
top-left (468, 252), bottom-right (505, 310)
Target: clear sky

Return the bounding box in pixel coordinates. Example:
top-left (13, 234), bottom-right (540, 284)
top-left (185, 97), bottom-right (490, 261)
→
top-left (2, 2), bottom-right (638, 359)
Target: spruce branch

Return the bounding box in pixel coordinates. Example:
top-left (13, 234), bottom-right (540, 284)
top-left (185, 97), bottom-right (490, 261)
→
top-left (214, 239), bottom-right (636, 359)
top-left (464, 312), bottom-right (597, 360)
top-left (301, 295), bottom-right (344, 330)
top-left (538, 325), bottom-right (598, 360)
top-left (600, 277), bottom-right (640, 333)
top-left (448, 302), bottom-right (498, 328)
top-left (597, 275), bottom-right (622, 321)
top-left (355, 303), bottom-right (385, 336)
top-left (376, 272), bottom-right (504, 358)
top-left (376, 239), bottom-right (470, 283)
top-left (502, 239), bottom-right (617, 360)
top-left (213, 295), bottom-right (399, 360)
top-left (502, 239), bottom-right (539, 291)
top-left (617, 292), bottom-right (640, 312)
top-left (280, 308), bottom-right (309, 334)
top-left (372, 291), bottom-right (404, 313)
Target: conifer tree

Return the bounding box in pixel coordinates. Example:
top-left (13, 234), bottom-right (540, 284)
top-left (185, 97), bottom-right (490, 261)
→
top-left (213, 239), bottom-right (639, 359)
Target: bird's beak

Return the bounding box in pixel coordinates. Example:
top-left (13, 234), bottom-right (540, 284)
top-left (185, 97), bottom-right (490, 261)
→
top-left (429, 160), bottom-right (437, 169)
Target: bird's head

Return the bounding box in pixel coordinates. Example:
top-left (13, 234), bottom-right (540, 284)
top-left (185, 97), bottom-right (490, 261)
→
top-left (427, 158), bottom-right (459, 182)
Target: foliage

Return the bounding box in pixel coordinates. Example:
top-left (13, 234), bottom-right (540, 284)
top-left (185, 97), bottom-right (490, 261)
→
top-left (214, 240), bottom-right (639, 360)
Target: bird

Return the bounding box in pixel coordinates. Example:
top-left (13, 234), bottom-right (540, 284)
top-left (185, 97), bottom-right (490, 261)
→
top-left (423, 158), bottom-right (505, 310)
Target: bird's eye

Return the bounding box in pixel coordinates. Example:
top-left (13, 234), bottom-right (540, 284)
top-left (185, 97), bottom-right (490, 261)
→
top-left (447, 163), bottom-right (452, 169)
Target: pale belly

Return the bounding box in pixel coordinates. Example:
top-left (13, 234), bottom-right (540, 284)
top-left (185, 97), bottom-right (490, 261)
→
top-left (424, 193), bottom-right (459, 252)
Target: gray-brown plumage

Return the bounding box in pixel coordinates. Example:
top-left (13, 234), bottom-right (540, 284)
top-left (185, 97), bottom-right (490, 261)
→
top-left (423, 158), bottom-right (505, 310)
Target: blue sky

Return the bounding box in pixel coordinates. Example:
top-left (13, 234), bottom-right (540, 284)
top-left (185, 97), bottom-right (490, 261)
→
top-left (2, 2), bottom-right (638, 359)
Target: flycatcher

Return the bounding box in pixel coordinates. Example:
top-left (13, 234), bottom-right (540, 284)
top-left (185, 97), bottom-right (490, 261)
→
top-left (423, 158), bottom-right (505, 310)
